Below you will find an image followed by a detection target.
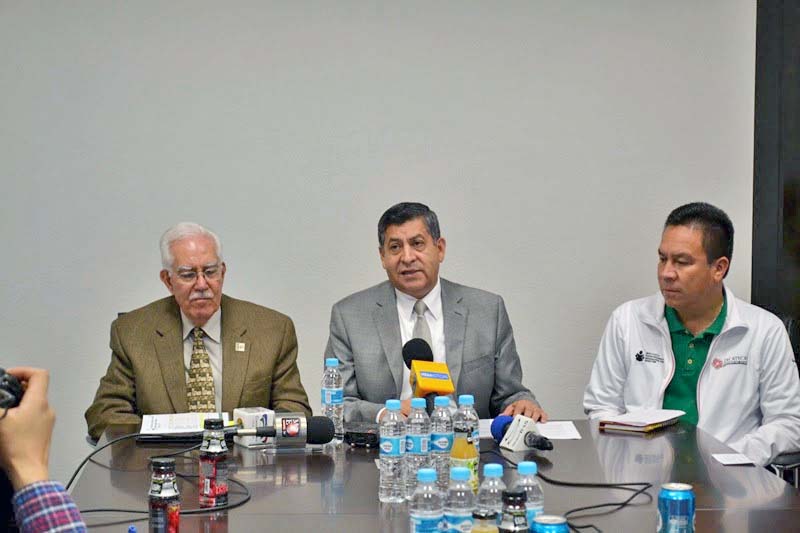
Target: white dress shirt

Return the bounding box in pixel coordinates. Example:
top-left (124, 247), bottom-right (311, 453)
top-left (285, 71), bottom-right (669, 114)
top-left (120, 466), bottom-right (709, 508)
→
top-left (395, 278), bottom-right (446, 400)
top-left (181, 308), bottom-right (223, 413)
top-left (375, 278), bottom-right (446, 422)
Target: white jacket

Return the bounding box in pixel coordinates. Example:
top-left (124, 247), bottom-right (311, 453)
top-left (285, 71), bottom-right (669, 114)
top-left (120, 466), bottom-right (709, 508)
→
top-left (583, 287), bottom-right (800, 466)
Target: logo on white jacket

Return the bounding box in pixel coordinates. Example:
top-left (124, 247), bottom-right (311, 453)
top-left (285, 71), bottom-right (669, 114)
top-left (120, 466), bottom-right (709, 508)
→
top-left (711, 355), bottom-right (748, 369)
top-left (634, 350), bottom-right (664, 364)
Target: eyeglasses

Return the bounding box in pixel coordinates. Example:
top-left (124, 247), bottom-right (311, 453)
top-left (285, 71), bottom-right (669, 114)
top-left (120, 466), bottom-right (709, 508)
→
top-left (171, 263), bottom-right (223, 283)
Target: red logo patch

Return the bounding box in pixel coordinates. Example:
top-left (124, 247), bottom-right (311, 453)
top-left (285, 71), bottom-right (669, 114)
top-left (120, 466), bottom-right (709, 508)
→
top-left (712, 358), bottom-right (723, 369)
top-left (281, 417), bottom-right (301, 437)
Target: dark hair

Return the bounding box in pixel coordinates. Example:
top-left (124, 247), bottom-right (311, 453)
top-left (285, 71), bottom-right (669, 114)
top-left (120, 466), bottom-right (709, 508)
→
top-left (665, 202), bottom-right (734, 277)
top-left (378, 202), bottom-right (441, 247)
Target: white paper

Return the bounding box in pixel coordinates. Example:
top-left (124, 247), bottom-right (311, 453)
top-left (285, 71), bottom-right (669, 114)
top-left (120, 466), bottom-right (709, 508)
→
top-left (479, 419), bottom-right (493, 439)
top-left (140, 412), bottom-right (230, 435)
top-left (535, 421), bottom-right (581, 440)
top-left (712, 453), bottom-right (754, 465)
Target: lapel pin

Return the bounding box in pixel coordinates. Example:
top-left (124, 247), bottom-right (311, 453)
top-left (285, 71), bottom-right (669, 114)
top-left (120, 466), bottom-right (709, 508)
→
top-left (235, 342), bottom-right (246, 352)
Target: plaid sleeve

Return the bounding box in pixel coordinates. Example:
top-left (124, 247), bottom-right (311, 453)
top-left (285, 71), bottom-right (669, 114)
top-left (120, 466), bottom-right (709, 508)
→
top-left (13, 480), bottom-right (87, 533)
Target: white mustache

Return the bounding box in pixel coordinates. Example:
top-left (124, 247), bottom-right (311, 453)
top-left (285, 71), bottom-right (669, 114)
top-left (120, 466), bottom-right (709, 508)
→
top-left (189, 290), bottom-right (213, 301)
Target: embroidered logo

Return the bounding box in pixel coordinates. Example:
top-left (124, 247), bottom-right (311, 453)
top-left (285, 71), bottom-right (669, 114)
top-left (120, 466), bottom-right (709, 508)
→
top-left (712, 355), bottom-right (748, 369)
top-left (634, 350), bottom-right (664, 364)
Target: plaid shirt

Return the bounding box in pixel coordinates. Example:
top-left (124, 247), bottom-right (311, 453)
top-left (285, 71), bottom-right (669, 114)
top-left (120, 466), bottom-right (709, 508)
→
top-left (13, 480), bottom-right (86, 532)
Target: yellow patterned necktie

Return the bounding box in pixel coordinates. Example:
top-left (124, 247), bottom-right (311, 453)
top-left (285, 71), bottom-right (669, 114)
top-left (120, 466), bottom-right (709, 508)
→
top-left (187, 327), bottom-right (216, 412)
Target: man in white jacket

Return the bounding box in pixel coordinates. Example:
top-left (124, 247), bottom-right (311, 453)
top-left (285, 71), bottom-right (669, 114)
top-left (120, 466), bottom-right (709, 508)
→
top-left (583, 202), bottom-right (800, 466)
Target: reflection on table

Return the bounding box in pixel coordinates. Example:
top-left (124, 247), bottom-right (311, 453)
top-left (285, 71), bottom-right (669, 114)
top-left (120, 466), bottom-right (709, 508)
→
top-left (70, 421), bottom-right (800, 532)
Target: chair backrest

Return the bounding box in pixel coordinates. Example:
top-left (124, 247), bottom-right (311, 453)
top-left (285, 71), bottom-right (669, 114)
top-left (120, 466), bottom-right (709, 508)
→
top-left (780, 315), bottom-right (800, 377)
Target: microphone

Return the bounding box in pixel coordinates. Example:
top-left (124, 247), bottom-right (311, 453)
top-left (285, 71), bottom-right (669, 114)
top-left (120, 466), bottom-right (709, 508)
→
top-left (402, 339), bottom-right (455, 414)
top-left (148, 414), bottom-right (335, 448)
top-left (266, 413), bottom-right (335, 448)
top-left (491, 415), bottom-right (553, 451)
top-left (402, 338), bottom-right (434, 369)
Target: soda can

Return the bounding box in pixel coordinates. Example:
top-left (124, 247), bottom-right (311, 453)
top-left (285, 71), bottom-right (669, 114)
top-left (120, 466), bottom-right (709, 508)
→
top-left (531, 515), bottom-right (569, 533)
top-left (657, 483), bottom-right (695, 533)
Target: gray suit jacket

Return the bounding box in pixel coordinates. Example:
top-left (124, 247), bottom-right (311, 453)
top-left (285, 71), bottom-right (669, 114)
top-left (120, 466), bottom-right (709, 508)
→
top-left (325, 278), bottom-right (537, 421)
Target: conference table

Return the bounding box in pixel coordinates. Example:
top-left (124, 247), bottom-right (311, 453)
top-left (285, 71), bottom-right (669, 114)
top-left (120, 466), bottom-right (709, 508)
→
top-left (71, 420), bottom-right (800, 532)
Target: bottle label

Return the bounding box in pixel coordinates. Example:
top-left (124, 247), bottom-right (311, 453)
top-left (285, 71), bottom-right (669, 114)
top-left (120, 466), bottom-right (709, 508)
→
top-left (148, 478), bottom-right (179, 498)
top-left (321, 387), bottom-right (343, 406)
top-left (472, 430), bottom-right (480, 448)
top-left (406, 434), bottom-right (430, 455)
top-left (444, 512), bottom-right (474, 532)
top-left (149, 501), bottom-right (180, 532)
top-left (499, 510), bottom-right (528, 530)
top-left (430, 432), bottom-right (454, 452)
top-left (450, 457), bottom-right (479, 491)
top-left (526, 505), bottom-right (544, 525)
top-left (454, 429), bottom-right (475, 445)
top-left (380, 436), bottom-right (404, 457)
top-left (410, 514), bottom-right (443, 533)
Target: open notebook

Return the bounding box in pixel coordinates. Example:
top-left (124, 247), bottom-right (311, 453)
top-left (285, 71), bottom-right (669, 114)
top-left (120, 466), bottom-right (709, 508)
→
top-left (599, 409), bottom-right (684, 433)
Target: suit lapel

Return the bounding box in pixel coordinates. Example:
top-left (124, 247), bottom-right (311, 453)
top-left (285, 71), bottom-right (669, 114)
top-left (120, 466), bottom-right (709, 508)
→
top-left (153, 300), bottom-right (188, 413)
top-left (373, 283), bottom-right (404, 396)
top-left (442, 279), bottom-right (467, 389)
top-left (221, 296), bottom-right (250, 413)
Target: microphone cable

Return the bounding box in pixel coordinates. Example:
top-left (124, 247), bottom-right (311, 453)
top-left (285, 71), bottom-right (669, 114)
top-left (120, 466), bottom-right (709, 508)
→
top-left (65, 431), bottom-right (252, 521)
top-left (480, 448), bottom-right (653, 533)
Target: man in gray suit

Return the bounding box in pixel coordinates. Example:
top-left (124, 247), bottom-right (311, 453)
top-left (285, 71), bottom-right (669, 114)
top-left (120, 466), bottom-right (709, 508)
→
top-left (326, 202), bottom-right (547, 422)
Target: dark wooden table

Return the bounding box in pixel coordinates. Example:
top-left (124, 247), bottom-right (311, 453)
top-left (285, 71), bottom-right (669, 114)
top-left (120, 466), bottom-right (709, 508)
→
top-left (70, 420), bottom-right (800, 532)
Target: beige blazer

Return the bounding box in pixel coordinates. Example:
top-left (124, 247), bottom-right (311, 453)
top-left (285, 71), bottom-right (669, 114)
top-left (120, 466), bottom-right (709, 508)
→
top-left (85, 294), bottom-right (311, 440)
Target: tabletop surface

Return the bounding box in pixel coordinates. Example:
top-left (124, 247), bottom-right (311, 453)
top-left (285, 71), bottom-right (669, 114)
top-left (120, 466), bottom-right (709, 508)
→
top-left (71, 420), bottom-right (800, 532)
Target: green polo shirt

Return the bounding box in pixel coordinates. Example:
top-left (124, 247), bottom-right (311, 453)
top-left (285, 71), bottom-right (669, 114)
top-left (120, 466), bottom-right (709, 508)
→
top-left (662, 296), bottom-right (727, 425)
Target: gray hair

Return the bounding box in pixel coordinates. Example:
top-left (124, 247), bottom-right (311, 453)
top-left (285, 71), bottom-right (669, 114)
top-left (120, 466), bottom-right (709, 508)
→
top-left (159, 222), bottom-right (224, 270)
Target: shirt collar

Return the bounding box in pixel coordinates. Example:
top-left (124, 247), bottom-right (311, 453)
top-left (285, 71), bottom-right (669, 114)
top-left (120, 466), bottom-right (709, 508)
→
top-left (664, 293), bottom-right (727, 337)
top-left (181, 306), bottom-right (222, 343)
top-left (395, 278), bottom-right (442, 321)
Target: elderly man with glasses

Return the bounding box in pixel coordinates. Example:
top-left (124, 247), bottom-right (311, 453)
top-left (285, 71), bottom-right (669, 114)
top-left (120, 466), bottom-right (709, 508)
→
top-left (85, 222), bottom-right (311, 441)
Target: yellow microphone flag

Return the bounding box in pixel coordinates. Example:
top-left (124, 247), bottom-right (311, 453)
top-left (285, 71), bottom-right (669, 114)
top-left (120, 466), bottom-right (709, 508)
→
top-left (410, 360), bottom-right (455, 397)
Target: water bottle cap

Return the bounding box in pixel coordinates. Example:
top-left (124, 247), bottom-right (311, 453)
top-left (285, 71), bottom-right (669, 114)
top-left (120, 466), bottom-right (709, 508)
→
top-left (417, 468), bottom-right (437, 483)
top-left (128, 526), bottom-right (138, 533)
top-left (518, 461), bottom-right (538, 475)
top-left (483, 463), bottom-right (503, 477)
top-left (434, 396), bottom-right (450, 407)
top-left (325, 358), bottom-right (339, 368)
top-left (458, 394), bottom-right (474, 406)
top-left (411, 398), bottom-right (426, 409)
top-left (450, 467), bottom-right (470, 481)
top-left (385, 399), bottom-right (401, 410)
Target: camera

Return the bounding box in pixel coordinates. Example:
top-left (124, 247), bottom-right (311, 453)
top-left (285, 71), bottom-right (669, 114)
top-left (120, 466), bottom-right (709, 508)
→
top-left (0, 369), bottom-right (22, 410)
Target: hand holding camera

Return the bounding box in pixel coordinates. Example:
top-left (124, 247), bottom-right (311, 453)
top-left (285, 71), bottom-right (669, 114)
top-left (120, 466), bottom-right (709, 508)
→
top-left (0, 367), bottom-right (55, 490)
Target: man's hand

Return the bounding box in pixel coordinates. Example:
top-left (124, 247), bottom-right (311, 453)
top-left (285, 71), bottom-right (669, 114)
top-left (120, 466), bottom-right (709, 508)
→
top-left (399, 398), bottom-right (413, 418)
top-left (501, 400), bottom-right (548, 422)
top-left (0, 367), bottom-right (54, 491)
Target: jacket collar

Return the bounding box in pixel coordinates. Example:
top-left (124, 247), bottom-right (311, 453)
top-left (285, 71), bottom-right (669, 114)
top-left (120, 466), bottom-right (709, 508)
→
top-left (152, 294), bottom-right (250, 414)
top-left (641, 286), bottom-right (748, 335)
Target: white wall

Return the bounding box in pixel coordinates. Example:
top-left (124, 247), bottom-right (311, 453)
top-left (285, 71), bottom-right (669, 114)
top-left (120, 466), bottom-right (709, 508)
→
top-left (0, 1), bottom-right (755, 484)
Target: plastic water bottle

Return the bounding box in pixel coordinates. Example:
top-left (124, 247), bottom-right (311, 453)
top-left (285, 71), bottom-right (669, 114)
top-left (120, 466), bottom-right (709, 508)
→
top-left (477, 463), bottom-right (506, 524)
top-left (444, 466), bottom-right (475, 533)
top-left (457, 394), bottom-right (480, 453)
top-left (406, 397), bottom-right (431, 498)
top-left (452, 394), bottom-right (480, 491)
top-left (409, 468), bottom-right (444, 533)
top-left (430, 395), bottom-right (454, 493)
top-left (379, 399), bottom-right (406, 503)
top-left (321, 357), bottom-right (344, 443)
top-left (513, 461), bottom-right (544, 525)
